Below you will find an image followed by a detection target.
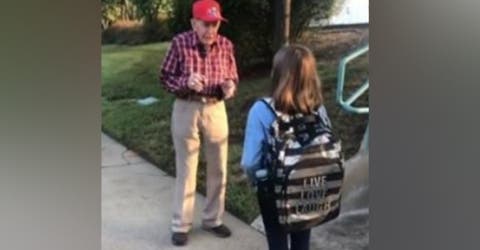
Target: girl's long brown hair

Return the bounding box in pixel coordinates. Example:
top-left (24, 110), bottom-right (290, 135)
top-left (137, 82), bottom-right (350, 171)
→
top-left (271, 44), bottom-right (323, 115)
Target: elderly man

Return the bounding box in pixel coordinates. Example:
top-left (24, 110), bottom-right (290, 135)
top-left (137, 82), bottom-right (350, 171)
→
top-left (159, 0), bottom-right (238, 246)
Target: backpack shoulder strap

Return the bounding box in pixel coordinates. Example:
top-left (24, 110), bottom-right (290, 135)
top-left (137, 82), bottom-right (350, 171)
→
top-left (259, 97), bottom-right (281, 118)
top-left (316, 105), bottom-right (332, 129)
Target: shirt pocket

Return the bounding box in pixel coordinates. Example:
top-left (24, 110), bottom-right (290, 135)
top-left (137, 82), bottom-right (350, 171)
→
top-left (218, 49), bottom-right (231, 76)
top-left (182, 48), bottom-right (197, 74)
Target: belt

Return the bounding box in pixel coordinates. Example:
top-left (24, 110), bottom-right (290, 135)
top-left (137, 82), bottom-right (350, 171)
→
top-left (178, 94), bottom-right (221, 104)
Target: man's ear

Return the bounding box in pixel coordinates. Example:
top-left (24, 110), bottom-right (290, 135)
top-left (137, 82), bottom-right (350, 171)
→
top-left (190, 18), bottom-right (196, 30)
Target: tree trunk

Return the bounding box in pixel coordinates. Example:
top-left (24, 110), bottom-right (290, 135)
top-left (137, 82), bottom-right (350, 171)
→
top-left (283, 0), bottom-right (291, 46)
top-left (273, 0), bottom-right (291, 51)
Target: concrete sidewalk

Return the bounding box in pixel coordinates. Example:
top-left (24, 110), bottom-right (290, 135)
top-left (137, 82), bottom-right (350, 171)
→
top-left (101, 133), bottom-right (267, 250)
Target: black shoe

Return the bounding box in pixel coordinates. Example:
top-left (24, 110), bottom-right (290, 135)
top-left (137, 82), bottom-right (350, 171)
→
top-left (202, 224), bottom-right (232, 238)
top-left (171, 232), bottom-right (188, 246)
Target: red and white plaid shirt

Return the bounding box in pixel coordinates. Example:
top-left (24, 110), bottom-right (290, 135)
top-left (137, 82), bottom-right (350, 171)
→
top-left (160, 30), bottom-right (238, 98)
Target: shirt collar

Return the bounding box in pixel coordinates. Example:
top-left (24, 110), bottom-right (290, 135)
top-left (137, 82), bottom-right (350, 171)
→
top-left (190, 30), bottom-right (219, 49)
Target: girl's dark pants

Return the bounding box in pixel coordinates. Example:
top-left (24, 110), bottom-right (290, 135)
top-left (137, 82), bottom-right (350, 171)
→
top-left (256, 180), bottom-right (311, 250)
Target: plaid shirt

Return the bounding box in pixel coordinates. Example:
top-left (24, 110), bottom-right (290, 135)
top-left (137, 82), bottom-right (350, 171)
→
top-left (160, 30), bottom-right (238, 98)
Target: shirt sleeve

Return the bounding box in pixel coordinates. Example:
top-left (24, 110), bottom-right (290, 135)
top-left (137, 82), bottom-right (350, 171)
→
top-left (226, 42), bottom-right (239, 84)
top-left (159, 38), bottom-right (190, 96)
top-left (241, 102), bottom-right (268, 175)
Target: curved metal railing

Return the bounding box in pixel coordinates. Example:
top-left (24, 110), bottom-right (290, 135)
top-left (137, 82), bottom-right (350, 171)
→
top-left (336, 45), bottom-right (369, 151)
top-left (336, 45), bottom-right (369, 114)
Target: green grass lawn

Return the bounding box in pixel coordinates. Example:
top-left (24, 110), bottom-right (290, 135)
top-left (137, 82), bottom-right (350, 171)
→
top-left (102, 42), bottom-right (368, 223)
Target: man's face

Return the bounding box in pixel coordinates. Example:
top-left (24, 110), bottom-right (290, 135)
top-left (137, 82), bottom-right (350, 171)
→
top-left (191, 19), bottom-right (221, 46)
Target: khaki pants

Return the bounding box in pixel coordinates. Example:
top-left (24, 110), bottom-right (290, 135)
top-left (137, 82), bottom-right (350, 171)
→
top-left (170, 98), bottom-right (229, 232)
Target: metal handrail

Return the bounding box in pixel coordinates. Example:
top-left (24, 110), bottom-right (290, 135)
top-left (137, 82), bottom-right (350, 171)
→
top-left (336, 45), bottom-right (369, 114)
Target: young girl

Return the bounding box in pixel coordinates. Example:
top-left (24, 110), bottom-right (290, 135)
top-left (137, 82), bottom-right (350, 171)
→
top-left (241, 44), bottom-right (332, 250)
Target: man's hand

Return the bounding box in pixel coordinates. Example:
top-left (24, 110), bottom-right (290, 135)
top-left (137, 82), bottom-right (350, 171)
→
top-left (222, 79), bottom-right (236, 99)
top-left (187, 73), bottom-right (205, 92)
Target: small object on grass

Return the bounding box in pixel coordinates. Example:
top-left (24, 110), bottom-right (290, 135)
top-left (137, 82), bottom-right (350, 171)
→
top-left (137, 96), bottom-right (158, 106)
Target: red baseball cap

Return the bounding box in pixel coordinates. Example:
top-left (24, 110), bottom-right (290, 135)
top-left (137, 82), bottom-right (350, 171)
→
top-left (192, 0), bottom-right (228, 22)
